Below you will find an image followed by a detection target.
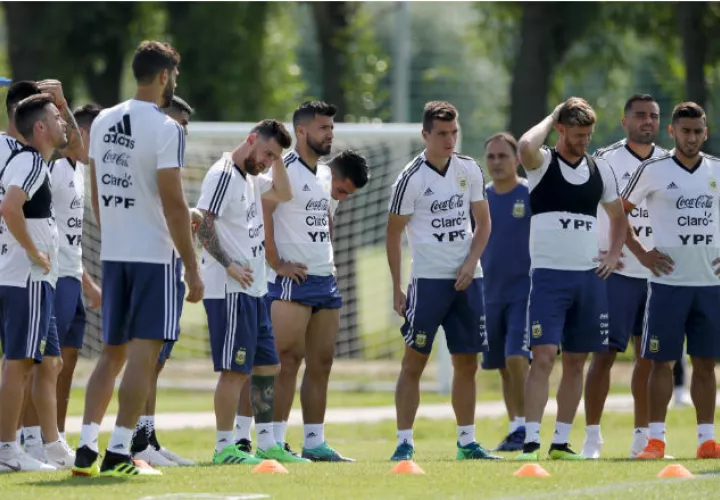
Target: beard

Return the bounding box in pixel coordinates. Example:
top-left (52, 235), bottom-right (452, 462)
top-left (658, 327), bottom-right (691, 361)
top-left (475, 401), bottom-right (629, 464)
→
top-left (629, 130), bottom-right (656, 145)
top-left (243, 155), bottom-right (264, 176)
top-left (676, 142), bottom-right (700, 158)
top-left (307, 135), bottom-right (331, 156)
top-left (161, 81), bottom-right (174, 108)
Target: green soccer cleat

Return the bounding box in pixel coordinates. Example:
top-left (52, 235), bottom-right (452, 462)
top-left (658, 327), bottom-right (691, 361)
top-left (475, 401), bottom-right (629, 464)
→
top-left (256, 444), bottom-right (311, 463)
top-left (548, 444), bottom-right (585, 460)
top-left (390, 442), bottom-right (415, 462)
top-left (72, 446), bottom-right (100, 477)
top-left (213, 444), bottom-right (262, 465)
top-left (456, 442), bottom-right (502, 460)
top-left (99, 457), bottom-right (162, 477)
top-left (302, 442), bottom-right (355, 462)
top-left (515, 450), bottom-right (540, 461)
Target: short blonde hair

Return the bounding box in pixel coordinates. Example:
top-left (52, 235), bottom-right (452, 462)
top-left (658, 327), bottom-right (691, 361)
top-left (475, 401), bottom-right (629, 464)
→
top-left (558, 97), bottom-right (596, 127)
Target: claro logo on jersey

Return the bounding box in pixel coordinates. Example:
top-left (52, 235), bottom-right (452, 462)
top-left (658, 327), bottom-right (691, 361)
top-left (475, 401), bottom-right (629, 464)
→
top-left (103, 114), bottom-right (135, 149)
top-left (102, 173), bottom-right (132, 188)
top-left (675, 194), bottom-right (716, 245)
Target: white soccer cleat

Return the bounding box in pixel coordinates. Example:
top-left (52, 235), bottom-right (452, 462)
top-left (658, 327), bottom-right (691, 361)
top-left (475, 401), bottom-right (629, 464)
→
top-left (0, 449), bottom-right (56, 472)
top-left (23, 442), bottom-right (49, 464)
top-left (157, 447), bottom-right (195, 466)
top-left (580, 440), bottom-right (602, 459)
top-left (45, 440), bottom-right (76, 469)
top-left (133, 447), bottom-right (177, 467)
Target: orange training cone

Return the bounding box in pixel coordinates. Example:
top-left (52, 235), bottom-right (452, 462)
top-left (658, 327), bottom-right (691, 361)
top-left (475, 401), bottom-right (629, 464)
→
top-left (390, 460), bottom-right (425, 474)
top-left (657, 464), bottom-right (694, 478)
top-left (252, 459), bottom-right (289, 474)
top-left (513, 463), bottom-right (550, 477)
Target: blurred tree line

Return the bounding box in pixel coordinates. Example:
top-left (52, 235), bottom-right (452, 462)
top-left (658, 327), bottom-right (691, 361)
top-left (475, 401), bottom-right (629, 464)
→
top-left (1, 1), bottom-right (719, 156)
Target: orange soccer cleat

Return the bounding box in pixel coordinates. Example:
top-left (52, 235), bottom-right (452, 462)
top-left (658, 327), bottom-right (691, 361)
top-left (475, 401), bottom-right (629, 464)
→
top-left (697, 440), bottom-right (720, 459)
top-left (636, 439), bottom-right (666, 459)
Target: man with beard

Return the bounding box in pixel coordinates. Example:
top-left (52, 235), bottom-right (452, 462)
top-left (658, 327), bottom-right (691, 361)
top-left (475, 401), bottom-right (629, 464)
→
top-left (624, 102), bottom-right (720, 460)
top-left (195, 120), bottom-right (304, 464)
top-left (263, 101), bottom-right (355, 461)
top-left (72, 40), bottom-right (203, 478)
top-left (581, 94), bottom-right (668, 459)
top-left (515, 97), bottom-right (627, 461)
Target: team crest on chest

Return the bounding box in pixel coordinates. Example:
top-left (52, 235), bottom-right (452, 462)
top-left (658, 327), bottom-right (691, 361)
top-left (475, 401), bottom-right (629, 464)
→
top-left (512, 199), bottom-right (525, 218)
top-left (710, 179), bottom-right (717, 191)
top-left (456, 173), bottom-right (467, 191)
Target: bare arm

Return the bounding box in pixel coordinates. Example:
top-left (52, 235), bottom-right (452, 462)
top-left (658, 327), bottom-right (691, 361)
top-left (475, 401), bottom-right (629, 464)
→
top-left (601, 199), bottom-right (627, 259)
top-left (89, 159), bottom-right (100, 231)
top-left (261, 158), bottom-right (292, 203)
top-left (196, 209), bottom-right (232, 268)
top-left (517, 104), bottom-right (563, 170)
top-left (386, 213), bottom-right (409, 296)
top-left (81, 264), bottom-right (102, 309)
top-left (158, 168), bottom-right (198, 273)
top-left (467, 200), bottom-right (491, 262)
top-left (50, 103), bottom-right (83, 162)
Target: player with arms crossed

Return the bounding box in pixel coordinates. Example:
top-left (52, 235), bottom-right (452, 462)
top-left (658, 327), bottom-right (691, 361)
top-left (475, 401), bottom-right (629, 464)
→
top-left (72, 40), bottom-right (203, 478)
top-left (479, 133), bottom-right (531, 452)
top-left (387, 101), bottom-right (499, 462)
top-left (581, 94), bottom-right (667, 459)
top-left (265, 101), bottom-right (366, 462)
top-left (515, 97), bottom-right (626, 461)
top-left (0, 94), bottom-right (68, 472)
top-left (623, 102), bottom-right (720, 460)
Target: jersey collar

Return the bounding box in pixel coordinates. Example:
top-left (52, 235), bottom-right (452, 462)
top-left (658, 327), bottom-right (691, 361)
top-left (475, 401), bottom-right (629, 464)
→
top-left (293, 150), bottom-right (318, 176)
top-left (421, 150), bottom-right (451, 177)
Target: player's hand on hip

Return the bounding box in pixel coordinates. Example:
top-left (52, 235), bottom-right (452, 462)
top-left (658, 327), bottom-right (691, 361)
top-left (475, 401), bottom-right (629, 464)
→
top-left (227, 262), bottom-right (254, 289)
top-left (28, 250), bottom-right (50, 274)
top-left (184, 267), bottom-right (205, 303)
top-left (393, 289), bottom-right (407, 317)
top-left (189, 208), bottom-right (203, 234)
top-left (276, 260), bottom-right (308, 285)
top-left (593, 250), bottom-right (622, 279)
top-left (37, 79), bottom-right (66, 107)
top-left (83, 280), bottom-right (102, 309)
top-left (638, 248), bottom-right (674, 277)
top-left (454, 259), bottom-right (476, 291)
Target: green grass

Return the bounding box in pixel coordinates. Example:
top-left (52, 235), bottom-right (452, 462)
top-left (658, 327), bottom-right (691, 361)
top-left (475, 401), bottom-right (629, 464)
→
top-left (3, 409), bottom-right (719, 499)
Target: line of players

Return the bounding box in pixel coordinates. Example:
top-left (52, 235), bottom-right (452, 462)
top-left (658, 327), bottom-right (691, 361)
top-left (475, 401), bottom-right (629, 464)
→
top-left (387, 94), bottom-right (720, 462)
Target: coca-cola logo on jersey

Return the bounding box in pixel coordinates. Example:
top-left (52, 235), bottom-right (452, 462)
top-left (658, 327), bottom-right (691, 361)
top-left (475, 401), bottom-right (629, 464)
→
top-left (306, 198), bottom-right (330, 212)
top-left (102, 150), bottom-right (130, 167)
top-left (676, 195), bottom-right (713, 210)
top-left (430, 194), bottom-right (464, 214)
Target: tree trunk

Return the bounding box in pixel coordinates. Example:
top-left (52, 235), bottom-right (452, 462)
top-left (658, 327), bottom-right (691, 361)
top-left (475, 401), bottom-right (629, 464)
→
top-left (4, 3), bottom-right (54, 80)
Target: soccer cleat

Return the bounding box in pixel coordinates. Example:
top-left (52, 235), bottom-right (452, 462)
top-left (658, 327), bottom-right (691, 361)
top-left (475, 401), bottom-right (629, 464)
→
top-left (580, 440), bottom-right (602, 459)
top-left (515, 442), bottom-right (541, 461)
top-left (23, 442), bottom-right (48, 464)
top-left (548, 443), bottom-right (585, 460)
top-left (99, 450), bottom-right (162, 476)
top-left (213, 444), bottom-right (263, 465)
top-left (0, 448), bottom-right (56, 472)
top-left (281, 441), bottom-right (301, 458)
top-left (302, 442), bottom-right (356, 462)
top-left (157, 447), bottom-right (195, 466)
top-left (236, 439), bottom-right (253, 454)
top-left (697, 439), bottom-right (720, 459)
top-left (457, 441), bottom-right (501, 460)
top-left (72, 446), bottom-right (100, 476)
top-left (257, 444), bottom-right (311, 463)
top-left (390, 442), bottom-right (415, 462)
top-left (493, 428), bottom-right (526, 452)
top-left (45, 440), bottom-right (76, 469)
top-left (133, 446), bottom-right (177, 467)
top-left (636, 439), bottom-right (665, 460)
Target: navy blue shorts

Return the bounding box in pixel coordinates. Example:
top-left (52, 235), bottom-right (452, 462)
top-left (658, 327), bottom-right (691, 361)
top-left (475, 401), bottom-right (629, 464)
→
top-left (205, 294), bottom-right (279, 374)
top-left (482, 299), bottom-right (530, 370)
top-left (267, 275), bottom-right (342, 313)
top-left (158, 279), bottom-right (185, 364)
top-left (642, 283), bottom-right (720, 361)
top-left (45, 314), bottom-right (60, 357)
top-left (102, 257), bottom-right (181, 346)
top-left (606, 273), bottom-right (647, 352)
top-left (55, 277), bottom-right (86, 350)
top-left (401, 278), bottom-right (487, 355)
top-left (0, 280), bottom-right (55, 362)
top-left (527, 269), bottom-right (609, 353)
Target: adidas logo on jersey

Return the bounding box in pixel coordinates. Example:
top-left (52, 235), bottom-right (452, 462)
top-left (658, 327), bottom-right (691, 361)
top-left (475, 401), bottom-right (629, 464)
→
top-left (303, 184), bottom-right (311, 192)
top-left (667, 182), bottom-right (679, 190)
top-left (69, 181), bottom-right (75, 188)
top-left (622, 172), bottom-right (631, 180)
top-left (424, 187), bottom-right (434, 196)
top-left (103, 114), bottom-right (135, 149)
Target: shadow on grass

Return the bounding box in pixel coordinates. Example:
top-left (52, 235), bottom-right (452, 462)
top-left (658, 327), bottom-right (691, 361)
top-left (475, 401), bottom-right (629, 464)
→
top-left (26, 476), bottom-right (145, 487)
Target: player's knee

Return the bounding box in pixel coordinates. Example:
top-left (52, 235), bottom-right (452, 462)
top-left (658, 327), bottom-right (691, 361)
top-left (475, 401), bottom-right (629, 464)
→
top-left (1, 358), bottom-right (34, 382)
top-left (42, 355), bottom-right (64, 376)
top-left (451, 354), bottom-right (478, 376)
top-left (278, 352), bottom-right (303, 374)
top-left (400, 349), bottom-right (429, 379)
top-left (529, 349), bottom-right (555, 374)
top-left (306, 354), bottom-right (333, 378)
top-left (590, 351), bottom-right (616, 371)
top-left (690, 357), bottom-right (715, 376)
top-left (61, 347), bottom-right (79, 367)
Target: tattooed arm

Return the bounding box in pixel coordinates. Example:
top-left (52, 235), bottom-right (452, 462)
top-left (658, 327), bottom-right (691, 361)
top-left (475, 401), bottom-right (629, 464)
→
top-left (196, 209), bottom-right (254, 289)
top-left (37, 80), bottom-right (84, 162)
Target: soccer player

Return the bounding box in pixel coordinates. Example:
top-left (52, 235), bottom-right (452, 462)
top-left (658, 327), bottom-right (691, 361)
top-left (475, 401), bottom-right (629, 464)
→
top-left (387, 101), bottom-right (498, 462)
top-left (0, 94), bottom-right (69, 472)
top-left (580, 94), bottom-right (666, 459)
top-left (72, 40), bottom-right (203, 477)
top-left (130, 95), bottom-right (196, 467)
top-left (265, 102), bottom-right (368, 462)
top-left (479, 133), bottom-right (531, 452)
top-left (515, 97), bottom-right (626, 461)
top-left (623, 102), bottom-right (720, 460)
top-left (196, 119), bottom-right (306, 464)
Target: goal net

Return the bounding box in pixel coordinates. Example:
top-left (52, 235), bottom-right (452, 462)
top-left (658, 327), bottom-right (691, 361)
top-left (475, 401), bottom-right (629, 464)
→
top-left (81, 121), bottom-right (457, 365)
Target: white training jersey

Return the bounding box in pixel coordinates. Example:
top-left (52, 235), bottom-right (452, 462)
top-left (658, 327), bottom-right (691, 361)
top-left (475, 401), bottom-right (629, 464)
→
top-left (270, 151), bottom-right (335, 276)
top-left (50, 158), bottom-right (84, 280)
top-left (622, 152), bottom-right (720, 287)
top-left (197, 153), bottom-right (273, 298)
top-left (525, 147), bottom-right (619, 270)
top-left (0, 134), bottom-right (22, 168)
top-left (0, 147), bottom-right (59, 287)
top-left (389, 151), bottom-right (486, 280)
top-left (89, 99), bottom-right (186, 264)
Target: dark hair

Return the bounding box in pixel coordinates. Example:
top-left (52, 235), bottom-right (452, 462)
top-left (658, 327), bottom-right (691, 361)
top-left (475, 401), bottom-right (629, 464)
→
top-left (292, 101), bottom-right (336, 129)
top-left (132, 40), bottom-right (181, 85)
top-left (422, 101), bottom-right (458, 133)
top-left (15, 94), bottom-right (55, 139)
top-left (164, 95), bottom-right (194, 115)
top-left (328, 149), bottom-right (370, 189)
top-left (484, 132), bottom-right (518, 155)
top-left (73, 103), bottom-right (103, 131)
top-left (624, 93), bottom-right (657, 114)
top-left (6, 80), bottom-right (41, 119)
top-left (671, 101), bottom-right (706, 124)
top-left (251, 119), bottom-right (292, 149)
top-left (557, 97), bottom-right (596, 127)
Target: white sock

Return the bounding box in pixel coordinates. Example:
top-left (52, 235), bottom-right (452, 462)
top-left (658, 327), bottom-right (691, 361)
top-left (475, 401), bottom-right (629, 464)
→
top-left (649, 422), bottom-right (666, 443)
top-left (585, 424), bottom-right (602, 443)
top-left (631, 427), bottom-right (648, 449)
top-left (457, 425), bottom-right (475, 447)
top-left (23, 426), bottom-right (42, 447)
top-left (552, 422), bottom-right (572, 445)
top-left (59, 431), bottom-right (66, 443)
top-left (514, 417), bottom-right (526, 430)
top-left (0, 441), bottom-right (20, 457)
top-left (674, 386), bottom-right (686, 401)
top-left (256, 423), bottom-right (275, 451)
top-left (79, 423), bottom-right (100, 453)
top-left (15, 429), bottom-right (22, 447)
top-left (397, 429), bottom-right (414, 447)
top-left (303, 424), bottom-right (324, 449)
top-left (509, 420), bottom-right (516, 433)
top-left (106, 426), bottom-right (134, 457)
top-left (235, 416), bottom-right (253, 442)
top-left (525, 422), bottom-right (541, 445)
top-left (137, 415), bottom-right (154, 433)
top-left (44, 439), bottom-right (61, 449)
top-left (698, 423), bottom-right (715, 447)
top-left (216, 430), bottom-right (234, 453)
top-left (273, 421), bottom-right (287, 444)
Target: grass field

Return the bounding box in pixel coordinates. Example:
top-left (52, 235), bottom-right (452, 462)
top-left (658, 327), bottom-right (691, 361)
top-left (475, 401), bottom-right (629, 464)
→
top-left (2, 409), bottom-right (718, 499)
